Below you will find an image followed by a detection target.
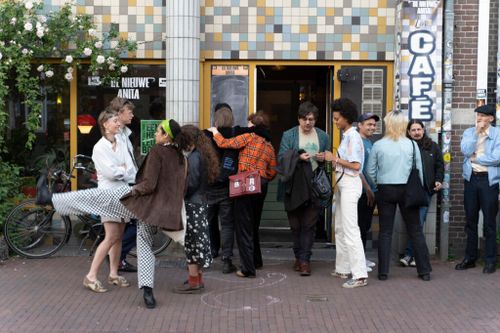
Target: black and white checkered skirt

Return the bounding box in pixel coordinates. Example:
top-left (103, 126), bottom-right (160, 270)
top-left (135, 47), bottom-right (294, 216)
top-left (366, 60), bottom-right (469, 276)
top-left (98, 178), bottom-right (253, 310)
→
top-left (52, 185), bottom-right (136, 220)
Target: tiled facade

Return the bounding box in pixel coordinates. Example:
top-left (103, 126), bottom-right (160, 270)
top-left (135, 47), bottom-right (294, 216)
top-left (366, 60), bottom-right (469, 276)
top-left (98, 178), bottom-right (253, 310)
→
top-left (44, 0), bottom-right (396, 61)
top-left (201, 0), bottom-right (397, 60)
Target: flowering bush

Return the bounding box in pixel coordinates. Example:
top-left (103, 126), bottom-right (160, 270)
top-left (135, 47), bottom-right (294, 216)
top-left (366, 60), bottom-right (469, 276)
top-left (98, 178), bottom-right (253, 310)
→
top-left (0, 0), bottom-right (136, 150)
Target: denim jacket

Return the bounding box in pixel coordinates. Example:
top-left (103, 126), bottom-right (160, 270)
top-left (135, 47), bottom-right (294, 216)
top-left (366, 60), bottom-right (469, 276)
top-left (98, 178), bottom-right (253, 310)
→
top-left (460, 126), bottom-right (500, 186)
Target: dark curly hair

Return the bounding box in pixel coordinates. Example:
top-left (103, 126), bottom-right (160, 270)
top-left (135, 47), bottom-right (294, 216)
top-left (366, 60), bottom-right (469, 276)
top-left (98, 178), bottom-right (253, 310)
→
top-left (178, 125), bottom-right (220, 184)
top-left (331, 98), bottom-right (358, 124)
top-left (406, 119), bottom-right (433, 150)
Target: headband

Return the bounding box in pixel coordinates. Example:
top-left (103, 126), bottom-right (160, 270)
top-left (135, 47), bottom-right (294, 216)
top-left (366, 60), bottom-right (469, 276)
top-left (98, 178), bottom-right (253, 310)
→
top-left (160, 119), bottom-right (174, 139)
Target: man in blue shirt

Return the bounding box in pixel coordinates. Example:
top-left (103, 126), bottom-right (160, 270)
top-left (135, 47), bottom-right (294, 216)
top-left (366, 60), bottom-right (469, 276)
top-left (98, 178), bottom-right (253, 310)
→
top-left (456, 105), bottom-right (500, 274)
top-left (357, 113), bottom-right (380, 271)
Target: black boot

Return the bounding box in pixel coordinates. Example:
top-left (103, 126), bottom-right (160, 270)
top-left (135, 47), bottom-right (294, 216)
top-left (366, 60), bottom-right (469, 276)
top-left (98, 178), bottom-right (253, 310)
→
top-left (35, 174), bottom-right (53, 206)
top-left (222, 258), bottom-right (237, 274)
top-left (142, 286), bottom-right (156, 309)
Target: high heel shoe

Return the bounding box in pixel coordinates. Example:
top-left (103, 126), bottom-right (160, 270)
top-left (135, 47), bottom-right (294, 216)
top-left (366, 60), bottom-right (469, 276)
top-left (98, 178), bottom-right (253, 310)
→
top-left (83, 277), bottom-right (107, 293)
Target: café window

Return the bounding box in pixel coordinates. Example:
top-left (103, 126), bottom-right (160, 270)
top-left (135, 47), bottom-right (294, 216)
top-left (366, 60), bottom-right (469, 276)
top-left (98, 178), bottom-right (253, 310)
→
top-left (4, 66), bottom-right (70, 177)
top-left (76, 64), bottom-right (166, 187)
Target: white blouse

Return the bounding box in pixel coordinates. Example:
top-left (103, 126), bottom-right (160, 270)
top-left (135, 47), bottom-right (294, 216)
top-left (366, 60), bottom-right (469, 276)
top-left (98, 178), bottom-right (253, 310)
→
top-left (92, 136), bottom-right (136, 190)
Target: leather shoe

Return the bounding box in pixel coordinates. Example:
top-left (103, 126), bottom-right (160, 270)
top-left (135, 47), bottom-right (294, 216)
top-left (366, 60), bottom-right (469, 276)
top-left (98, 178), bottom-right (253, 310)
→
top-left (455, 259), bottom-right (475, 270)
top-left (378, 274), bottom-right (388, 281)
top-left (299, 262), bottom-right (311, 276)
top-left (419, 274), bottom-right (431, 281)
top-left (222, 258), bottom-right (237, 274)
top-left (35, 174), bottom-right (53, 206)
top-left (118, 260), bottom-right (137, 273)
top-left (142, 287), bottom-right (156, 309)
top-left (483, 263), bottom-right (496, 274)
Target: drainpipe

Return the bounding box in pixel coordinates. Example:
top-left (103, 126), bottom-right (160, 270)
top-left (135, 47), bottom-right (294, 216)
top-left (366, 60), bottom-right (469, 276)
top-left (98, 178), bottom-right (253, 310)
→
top-left (476, 0), bottom-right (490, 106)
top-left (440, 0), bottom-right (454, 261)
top-left (165, 0), bottom-right (200, 126)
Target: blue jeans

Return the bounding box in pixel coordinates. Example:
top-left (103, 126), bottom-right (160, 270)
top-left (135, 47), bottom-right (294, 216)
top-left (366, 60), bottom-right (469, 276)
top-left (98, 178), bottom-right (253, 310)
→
top-left (463, 174), bottom-right (499, 265)
top-left (405, 194), bottom-right (432, 257)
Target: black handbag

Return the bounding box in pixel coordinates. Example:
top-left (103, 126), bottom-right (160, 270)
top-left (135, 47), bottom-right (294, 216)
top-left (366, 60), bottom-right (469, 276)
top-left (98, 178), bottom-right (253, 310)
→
top-left (404, 141), bottom-right (429, 209)
top-left (311, 164), bottom-right (333, 207)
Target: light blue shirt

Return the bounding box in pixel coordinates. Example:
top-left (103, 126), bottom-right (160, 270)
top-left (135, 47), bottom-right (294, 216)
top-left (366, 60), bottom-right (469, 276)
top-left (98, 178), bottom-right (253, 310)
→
top-left (366, 137), bottom-right (423, 185)
top-left (336, 127), bottom-right (364, 176)
top-left (460, 126), bottom-right (500, 186)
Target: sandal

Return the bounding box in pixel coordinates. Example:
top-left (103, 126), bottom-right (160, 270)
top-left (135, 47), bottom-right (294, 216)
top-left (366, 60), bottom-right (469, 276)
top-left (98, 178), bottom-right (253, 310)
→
top-left (108, 275), bottom-right (130, 287)
top-left (83, 277), bottom-right (108, 293)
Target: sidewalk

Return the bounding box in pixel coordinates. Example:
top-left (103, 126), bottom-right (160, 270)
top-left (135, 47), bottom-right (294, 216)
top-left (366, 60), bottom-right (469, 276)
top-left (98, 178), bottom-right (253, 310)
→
top-left (1, 250), bottom-right (500, 333)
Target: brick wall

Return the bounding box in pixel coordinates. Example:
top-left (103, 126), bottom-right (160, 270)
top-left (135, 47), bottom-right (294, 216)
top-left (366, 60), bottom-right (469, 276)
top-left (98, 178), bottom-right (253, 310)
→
top-left (488, 0), bottom-right (499, 105)
top-left (448, 0), bottom-right (479, 257)
top-left (452, 0), bottom-right (479, 111)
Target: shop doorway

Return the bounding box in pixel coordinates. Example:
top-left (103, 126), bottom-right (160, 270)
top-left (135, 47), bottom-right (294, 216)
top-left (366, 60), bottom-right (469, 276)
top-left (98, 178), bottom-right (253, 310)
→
top-left (256, 65), bottom-right (332, 243)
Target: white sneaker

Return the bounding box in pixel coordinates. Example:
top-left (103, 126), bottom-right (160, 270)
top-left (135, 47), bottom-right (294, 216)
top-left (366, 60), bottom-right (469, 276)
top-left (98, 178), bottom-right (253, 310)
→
top-left (365, 259), bottom-right (376, 268)
top-left (409, 258), bottom-right (416, 267)
top-left (400, 255), bottom-right (411, 267)
top-left (366, 266), bottom-right (372, 272)
top-left (330, 271), bottom-right (350, 279)
top-left (342, 278), bottom-right (368, 288)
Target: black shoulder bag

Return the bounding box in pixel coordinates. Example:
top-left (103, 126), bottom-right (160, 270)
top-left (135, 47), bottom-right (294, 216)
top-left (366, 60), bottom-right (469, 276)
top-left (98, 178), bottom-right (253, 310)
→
top-left (404, 141), bottom-right (429, 209)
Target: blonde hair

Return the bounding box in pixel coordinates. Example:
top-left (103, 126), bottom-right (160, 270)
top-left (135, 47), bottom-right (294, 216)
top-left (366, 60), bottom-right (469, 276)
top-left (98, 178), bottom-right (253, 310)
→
top-left (383, 111), bottom-right (408, 141)
top-left (213, 107), bottom-right (234, 127)
top-left (98, 110), bottom-right (118, 136)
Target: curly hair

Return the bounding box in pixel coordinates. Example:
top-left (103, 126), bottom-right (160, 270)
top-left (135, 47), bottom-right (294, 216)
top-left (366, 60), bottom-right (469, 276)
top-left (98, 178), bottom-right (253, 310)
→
top-left (331, 98), bottom-right (358, 124)
top-left (406, 119), bottom-right (433, 150)
top-left (178, 125), bottom-right (220, 184)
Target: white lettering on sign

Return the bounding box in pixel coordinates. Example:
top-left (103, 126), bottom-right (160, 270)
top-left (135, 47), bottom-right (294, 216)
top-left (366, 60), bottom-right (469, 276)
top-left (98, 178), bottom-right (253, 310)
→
top-left (117, 89), bottom-right (140, 100)
top-left (408, 30), bottom-right (435, 121)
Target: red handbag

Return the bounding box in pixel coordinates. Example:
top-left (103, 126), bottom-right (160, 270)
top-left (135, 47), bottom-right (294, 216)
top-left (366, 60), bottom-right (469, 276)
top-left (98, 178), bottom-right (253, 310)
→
top-left (228, 170), bottom-right (261, 198)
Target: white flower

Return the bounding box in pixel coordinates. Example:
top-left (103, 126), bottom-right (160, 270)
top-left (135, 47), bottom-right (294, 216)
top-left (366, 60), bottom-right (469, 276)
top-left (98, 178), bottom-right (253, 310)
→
top-left (36, 29), bottom-right (44, 38)
top-left (106, 56), bottom-right (115, 65)
top-left (25, 1), bottom-right (33, 10)
top-left (0, 42), bottom-right (4, 46)
top-left (94, 41), bottom-right (102, 49)
top-left (24, 22), bottom-right (33, 31)
top-left (120, 66), bottom-right (128, 73)
top-left (45, 70), bottom-right (54, 78)
top-left (0, 52), bottom-right (2, 61)
top-left (10, 18), bottom-right (16, 25)
top-left (88, 29), bottom-right (97, 37)
top-left (22, 48), bottom-right (29, 55)
top-left (67, 67), bottom-right (73, 73)
top-left (65, 73), bottom-right (73, 81)
top-left (96, 55), bottom-right (105, 64)
top-left (65, 55), bottom-right (73, 63)
top-left (83, 47), bottom-right (92, 56)
top-left (110, 41), bottom-right (118, 49)
top-left (37, 65), bottom-right (44, 72)
top-left (109, 64), bottom-right (116, 71)
top-left (38, 15), bottom-right (47, 23)
top-left (36, 21), bottom-right (42, 29)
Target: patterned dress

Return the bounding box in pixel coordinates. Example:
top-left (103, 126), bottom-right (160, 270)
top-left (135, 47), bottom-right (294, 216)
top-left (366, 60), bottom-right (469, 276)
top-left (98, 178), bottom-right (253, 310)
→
top-left (184, 202), bottom-right (212, 269)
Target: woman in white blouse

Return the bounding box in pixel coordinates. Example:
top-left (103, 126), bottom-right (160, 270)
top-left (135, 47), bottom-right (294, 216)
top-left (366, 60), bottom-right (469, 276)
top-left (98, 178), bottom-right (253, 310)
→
top-left (325, 98), bottom-right (368, 289)
top-left (83, 110), bottom-right (136, 293)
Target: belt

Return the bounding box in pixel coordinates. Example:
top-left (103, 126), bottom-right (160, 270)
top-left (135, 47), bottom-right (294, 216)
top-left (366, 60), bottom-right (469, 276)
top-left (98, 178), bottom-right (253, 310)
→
top-left (472, 171), bottom-right (488, 176)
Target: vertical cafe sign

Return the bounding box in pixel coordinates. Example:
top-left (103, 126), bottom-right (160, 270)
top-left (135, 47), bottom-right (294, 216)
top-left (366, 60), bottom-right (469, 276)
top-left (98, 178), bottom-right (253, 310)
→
top-left (393, 0), bottom-right (443, 130)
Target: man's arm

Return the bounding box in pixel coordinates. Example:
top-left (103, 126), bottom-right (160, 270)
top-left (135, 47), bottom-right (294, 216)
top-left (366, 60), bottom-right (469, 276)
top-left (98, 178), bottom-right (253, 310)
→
top-left (460, 128), bottom-right (478, 158)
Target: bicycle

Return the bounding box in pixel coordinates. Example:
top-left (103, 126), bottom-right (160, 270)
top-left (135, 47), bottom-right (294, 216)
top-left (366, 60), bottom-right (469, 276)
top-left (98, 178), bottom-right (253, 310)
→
top-left (4, 154), bottom-right (171, 259)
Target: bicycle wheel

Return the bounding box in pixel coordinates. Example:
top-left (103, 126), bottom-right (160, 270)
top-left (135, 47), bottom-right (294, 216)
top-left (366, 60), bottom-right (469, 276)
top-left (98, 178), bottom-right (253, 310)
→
top-left (128, 226), bottom-right (172, 257)
top-left (4, 199), bottom-right (71, 258)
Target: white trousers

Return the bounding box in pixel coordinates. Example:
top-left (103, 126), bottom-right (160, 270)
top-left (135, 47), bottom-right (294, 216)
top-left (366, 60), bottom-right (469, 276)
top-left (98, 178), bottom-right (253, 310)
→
top-left (334, 174), bottom-right (368, 280)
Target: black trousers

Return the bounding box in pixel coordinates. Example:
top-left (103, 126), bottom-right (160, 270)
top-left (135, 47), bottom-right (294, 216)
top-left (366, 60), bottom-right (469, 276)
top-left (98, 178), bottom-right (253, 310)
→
top-left (376, 185), bottom-right (432, 276)
top-left (206, 187), bottom-right (235, 259)
top-left (287, 204), bottom-right (320, 262)
top-left (357, 192), bottom-right (376, 249)
top-left (464, 174), bottom-right (499, 264)
top-left (234, 180), bottom-right (268, 275)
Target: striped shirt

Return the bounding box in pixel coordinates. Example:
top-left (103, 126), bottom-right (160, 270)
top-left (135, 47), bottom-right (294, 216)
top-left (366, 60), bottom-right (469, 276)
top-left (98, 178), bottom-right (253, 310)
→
top-left (213, 132), bottom-right (277, 180)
